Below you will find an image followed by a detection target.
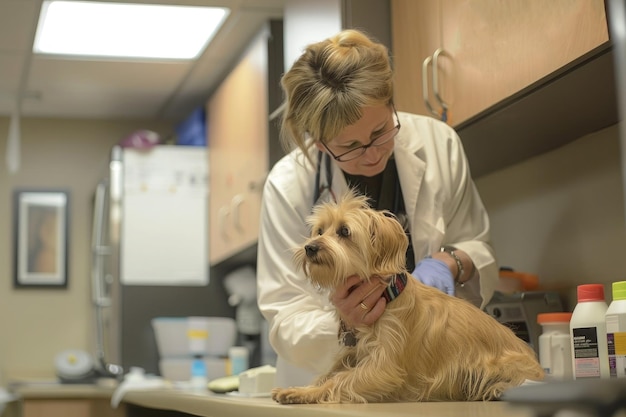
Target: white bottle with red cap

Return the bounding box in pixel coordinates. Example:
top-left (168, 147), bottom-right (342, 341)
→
top-left (570, 284), bottom-right (610, 379)
top-left (606, 281), bottom-right (626, 378)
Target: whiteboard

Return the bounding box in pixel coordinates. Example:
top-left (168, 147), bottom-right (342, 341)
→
top-left (120, 146), bottom-right (208, 286)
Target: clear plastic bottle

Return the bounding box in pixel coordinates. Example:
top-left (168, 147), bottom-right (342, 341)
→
top-left (228, 346), bottom-right (249, 376)
top-left (606, 281), bottom-right (626, 378)
top-left (538, 312), bottom-right (573, 380)
top-left (570, 284), bottom-right (610, 379)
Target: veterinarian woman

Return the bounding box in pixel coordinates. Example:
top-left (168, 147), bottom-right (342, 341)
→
top-left (257, 29), bottom-right (498, 387)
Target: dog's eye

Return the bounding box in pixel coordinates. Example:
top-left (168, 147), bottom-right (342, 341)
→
top-left (316, 228), bottom-right (323, 236)
top-left (338, 225), bottom-right (350, 238)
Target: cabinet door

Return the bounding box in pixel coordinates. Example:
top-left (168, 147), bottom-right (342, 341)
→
top-left (391, 0), bottom-right (442, 118)
top-left (392, 0), bottom-right (609, 126)
top-left (22, 399), bottom-right (125, 417)
top-left (208, 29), bottom-right (269, 265)
top-left (442, 0), bottom-right (609, 125)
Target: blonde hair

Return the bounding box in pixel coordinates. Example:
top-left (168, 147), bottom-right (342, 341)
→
top-left (280, 29), bottom-right (394, 164)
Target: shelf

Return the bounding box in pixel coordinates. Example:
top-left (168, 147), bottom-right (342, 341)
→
top-left (456, 42), bottom-right (619, 178)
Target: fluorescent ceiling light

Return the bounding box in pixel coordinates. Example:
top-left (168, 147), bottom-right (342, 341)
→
top-left (33, 1), bottom-right (229, 60)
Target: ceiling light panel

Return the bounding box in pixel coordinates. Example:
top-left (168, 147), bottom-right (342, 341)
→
top-left (33, 1), bottom-right (229, 60)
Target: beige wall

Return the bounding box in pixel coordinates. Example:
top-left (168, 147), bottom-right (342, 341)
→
top-left (0, 116), bottom-right (171, 384)
top-left (476, 124), bottom-right (626, 310)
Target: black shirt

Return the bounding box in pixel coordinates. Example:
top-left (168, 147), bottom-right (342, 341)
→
top-left (342, 157), bottom-right (415, 272)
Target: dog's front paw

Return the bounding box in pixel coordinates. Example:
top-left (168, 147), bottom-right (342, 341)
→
top-left (271, 387), bottom-right (321, 404)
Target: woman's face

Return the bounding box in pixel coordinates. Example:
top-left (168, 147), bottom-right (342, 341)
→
top-left (317, 105), bottom-right (396, 177)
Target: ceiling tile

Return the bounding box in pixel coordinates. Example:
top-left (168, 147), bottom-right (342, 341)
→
top-left (0, 54), bottom-right (25, 93)
top-left (23, 57), bottom-right (192, 118)
top-left (0, 0), bottom-right (40, 52)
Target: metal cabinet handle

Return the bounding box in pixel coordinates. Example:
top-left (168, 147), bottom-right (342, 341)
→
top-left (422, 49), bottom-right (451, 122)
top-left (432, 48), bottom-right (450, 113)
top-left (422, 55), bottom-right (441, 118)
top-left (231, 194), bottom-right (245, 233)
top-left (218, 206), bottom-right (230, 240)
top-left (91, 180), bottom-right (111, 307)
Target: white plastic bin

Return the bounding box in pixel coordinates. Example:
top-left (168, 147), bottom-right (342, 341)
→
top-left (159, 357), bottom-right (230, 381)
top-left (151, 316), bottom-right (237, 358)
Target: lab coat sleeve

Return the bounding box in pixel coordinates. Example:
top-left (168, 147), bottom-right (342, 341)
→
top-left (439, 125), bottom-right (498, 308)
top-left (397, 115), bottom-right (498, 308)
top-left (256, 161), bottom-right (340, 375)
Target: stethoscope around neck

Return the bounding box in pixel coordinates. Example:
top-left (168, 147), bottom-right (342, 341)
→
top-left (313, 151), bottom-right (334, 205)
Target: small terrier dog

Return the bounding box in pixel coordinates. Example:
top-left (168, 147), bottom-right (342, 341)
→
top-left (272, 191), bottom-right (544, 404)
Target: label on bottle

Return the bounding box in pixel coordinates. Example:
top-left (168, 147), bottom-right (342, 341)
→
top-left (572, 327), bottom-right (601, 378)
top-left (617, 332), bottom-right (626, 378)
top-left (607, 311), bottom-right (626, 378)
top-left (607, 329), bottom-right (626, 378)
top-left (608, 332), bottom-right (616, 378)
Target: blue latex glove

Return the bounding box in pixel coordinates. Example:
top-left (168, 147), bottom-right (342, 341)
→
top-left (411, 258), bottom-right (455, 296)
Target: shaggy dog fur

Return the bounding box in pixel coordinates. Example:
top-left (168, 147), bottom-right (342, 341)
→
top-left (271, 191), bottom-right (544, 404)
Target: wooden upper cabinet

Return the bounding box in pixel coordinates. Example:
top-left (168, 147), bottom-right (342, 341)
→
top-left (391, 0), bottom-right (442, 119)
top-left (391, 0), bottom-right (609, 126)
top-left (207, 27), bottom-right (270, 265)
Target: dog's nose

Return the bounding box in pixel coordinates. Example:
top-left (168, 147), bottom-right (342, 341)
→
top-left (305, 243), bottom-right (319, 258)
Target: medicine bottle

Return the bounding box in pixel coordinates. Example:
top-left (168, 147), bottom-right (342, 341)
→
top-left (190, 355), bottom-right (208, 390)
top-left (570, 284), bottom-right (610, 379)
top-left (606, 281), bottom-right (626, 378)
top-left (228, 346), bottom-right (249, 376)
top-left (538, 312), bottom-right (573, 380)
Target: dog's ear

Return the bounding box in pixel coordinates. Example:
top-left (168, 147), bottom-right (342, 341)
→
top-left (368, 210), bottom-right (409, 274)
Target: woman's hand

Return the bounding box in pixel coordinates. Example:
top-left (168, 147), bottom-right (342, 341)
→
top-left (330, 275), bottom-right (387, 328)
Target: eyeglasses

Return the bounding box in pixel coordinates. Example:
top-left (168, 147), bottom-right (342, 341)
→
top-left (322, 106), bottom-right (401, 162)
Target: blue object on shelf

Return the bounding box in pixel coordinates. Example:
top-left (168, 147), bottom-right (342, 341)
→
top-left (175, 107), bottom-right (207, 146)
top-left (191, 356), bottom-right (207, 378)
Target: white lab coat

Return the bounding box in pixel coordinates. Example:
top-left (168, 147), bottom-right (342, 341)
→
top-left (256, 112), bottom-right (498, 387)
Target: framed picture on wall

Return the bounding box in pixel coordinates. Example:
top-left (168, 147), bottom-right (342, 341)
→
top-left (13, 189), bottom-right (70, 288)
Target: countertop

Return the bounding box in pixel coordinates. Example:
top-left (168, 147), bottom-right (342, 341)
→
top-left (9, 382), bottom-right (538, 417)
top-left (122, 388), bottom-right (536, 417)
top-left (13, 379), bottom-right (626, 417)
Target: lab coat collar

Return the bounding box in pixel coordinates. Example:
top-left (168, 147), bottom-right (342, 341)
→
top-left (393, 116), bottom-right (426, 227)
